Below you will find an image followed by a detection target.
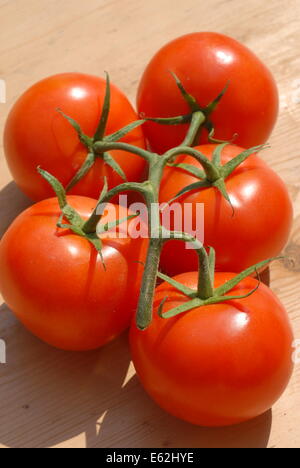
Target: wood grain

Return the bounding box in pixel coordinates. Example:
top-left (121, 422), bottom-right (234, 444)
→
top-left (0, 0), bottom-right (299, 448)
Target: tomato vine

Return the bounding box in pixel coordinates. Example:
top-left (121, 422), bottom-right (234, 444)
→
top-left (43, 73), bottom-right (279, 330)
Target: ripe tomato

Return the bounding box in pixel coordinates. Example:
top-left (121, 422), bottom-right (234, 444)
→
top-left (130, 272), bottom-right (294, 427)
top-left (160, 144), bottom-right (293, 275)
top-left (4, 73), bottom-right (146, 201)
top-left (137, 32), bottom-right (278, 154)
top-left (0, 197), bottom-right (147, 351)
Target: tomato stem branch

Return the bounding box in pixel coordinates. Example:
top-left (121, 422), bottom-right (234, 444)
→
top-left (164, 146), bottom-right (221, 182)
top-left (136, 237), bottom-right (164, 329)
top-left (167, 231), bottom-right (214, 300)
top-left (181, 111), bottom-right (206, 147)
top-left (82, 182), bottom-right (149, 234)
top-left (94, 141), bottom-right (154, 163)
top-left (91, 118), bottom-right (217, 329)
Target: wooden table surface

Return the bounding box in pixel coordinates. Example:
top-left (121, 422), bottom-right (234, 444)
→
top-left (0, 0), bottom-right (299, 449)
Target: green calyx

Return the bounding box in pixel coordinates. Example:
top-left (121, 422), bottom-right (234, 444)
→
top-left (37, 168), bottom-right (137, 268)
top-left (145, 72), bottom-right (230, 146)
top-left (167, 142), bottom-right (269, 211)
top-left (157, 253), bottom-right (280, 319)
top-left (57, 72), bottom-right (145, 192)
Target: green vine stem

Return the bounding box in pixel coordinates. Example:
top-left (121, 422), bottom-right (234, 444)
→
top-left (49, 73), bottom-right (274, 331)
top-left (92, 110), bottom-right (268, 329)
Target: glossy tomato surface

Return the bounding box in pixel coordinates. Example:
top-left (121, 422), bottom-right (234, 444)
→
top-left (4, 73), bottom-right (146, 201)
top-left (137, 33), bottom-right (278, 153)
top-left (160, 144), bottom-right (293, 275)
top-left (0, 197), bottom-right (147, 351)
top-left (130, 272), bottom-right (294, 427)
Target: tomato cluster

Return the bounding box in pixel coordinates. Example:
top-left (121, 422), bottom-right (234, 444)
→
top-left (0, 32), bottom-right (294, 428)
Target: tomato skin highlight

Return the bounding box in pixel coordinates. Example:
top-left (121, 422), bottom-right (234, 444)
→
top-left (0, 197), bottom-right (147, 351)
top-left (4, 73), bottom-right (146, 201)
top-left (130, 272), bottom-right (294, 427)
top-left (159, 144), bottom-right (293, 275)
top-left (137, 32), bottom-right (278, 154)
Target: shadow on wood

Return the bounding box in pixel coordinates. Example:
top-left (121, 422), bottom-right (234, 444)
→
top-left (0, 182), bottom-right (32, 238)
top-left (0, 304), bottom-right (132, 448)
top-left (86, 375), bottom-right (272, 448)
top-left (260, 267), bottom-right (270, 287)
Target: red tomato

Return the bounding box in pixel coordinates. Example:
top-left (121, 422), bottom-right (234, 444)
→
top-left (4, 73), bottom-right (146, 201)
top-left (0, 197), bottom-right (147, 351)
top-left (130, 272), bottom-right (294, 427)
top-left (137, 32), bottom-right (278, 154)
top-left (160, 144), bottom-right (293, 275)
